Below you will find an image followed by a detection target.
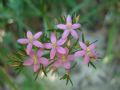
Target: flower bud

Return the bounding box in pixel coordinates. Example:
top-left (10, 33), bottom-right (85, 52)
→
top-left (76, 15), bottom-right (80, 23)
top-left (67, 40), bottom-right (71, 47)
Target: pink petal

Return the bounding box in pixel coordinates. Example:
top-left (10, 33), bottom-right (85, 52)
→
top-left (72, 24), bottom-right (81, 29)
top-left (62, 30), bottom-right (69, 39)
top-left (88, 44), bottom-right (96, 50)
top-left (17, 38), bottom-right (28, 44)
top-left (79, 42), bottom-right (87, 50)
top-left (91, 50), bottom-right (97, 58)
top-left (57, 53), bottom-right (63, 58)
top-left (57, 38), bottom-right (67, 46)
top-left (44, 43), bottom-right (52, 49)
top-left (23, 58), bottom-right (33, 66)
top-left (29, 50), bottom-right (35, 57)
top-left (57, 24), bottom-right (67, 30)
top-left (65, 47), bottom-right (69, 55)
top-left (75, 51), bottom-right (85, 57)
top-left (51, 33), bottom-right (57, 43)
top-left (57, 47), bottom-right (66, 54)
top-left (34, 32), bottom-right (42, 39)
top-left (39, 57), bottom-right (49, 67)
top-left (53, 60), bottom-right (62, 68)
top-left (27, 31), bottom-right (33, 39)
top-left (50, 48), bottom-right (56, 59)
top-left (26, 44), bottom-right (32, 55)
top-left (37, 49), bottom-right (44, 57)
top-left (84, 55), bottom-right (90, 64)
top-left (68, 55), bottom-right (74, 61)
top-left (71, 30), bottom-right (78, 39)
top-left (66, 15), bottom-right (72, 23)
top-left (33, 64), bottom-right (39, 72)
top-left (63, 62), bottom-right (71, 70)
top-left (33, 40), bottom-right (44, 48)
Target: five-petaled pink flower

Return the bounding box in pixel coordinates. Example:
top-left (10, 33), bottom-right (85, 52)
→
top-left (53, 48), bottom-right (74, 70)
top-left (75, 42), bottom-right (97, 64)
top-left (17, 31), bottom-right (44, 54)
top-left (23, 50), bottom-right (49, 72)
top-left (44, 33), bottom-right (66, 59)
top-left (57, 15), bottom-right (81, 39)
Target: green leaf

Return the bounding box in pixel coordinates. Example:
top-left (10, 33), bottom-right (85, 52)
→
top-left (70, 0), bottom-right (91, 15)
top-left (70, 62), bottom-right (77, 70)
top-left (41, 65), bottom-right (47, 77)
top-left (88, 61), bottom-right (96, 69)
top-left (60, 74), bottom-right (73, 86)
top-left (60, 74), bottom-right (67, 80)
top-left (34, 70), bottom-right (40, 80)
top-left (107, 24), bottom-right (118, 55)
top-left (0, 67), bottom-right (18, 90)
top-left (90, 40), bottom-right (98, 45)
top-left (82, 32), bottom-right (85, 43)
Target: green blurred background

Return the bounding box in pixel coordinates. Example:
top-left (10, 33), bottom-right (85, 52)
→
top-left (0, 0), bottom-right (120, 90)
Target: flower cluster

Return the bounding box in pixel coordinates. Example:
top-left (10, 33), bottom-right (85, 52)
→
top-left (17, 15), bottom-right (98, 84)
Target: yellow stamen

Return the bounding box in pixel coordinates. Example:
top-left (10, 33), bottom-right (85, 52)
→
top-left (52, 42), bottom-right (57, 48)
top-left (87, 47), bottom-right (95, 59)
top-left (86, 47), bottom-right (96, 60)
top-left (32, 55), bottom-right (38, 64)
top-left (61, 55), bottom-right (67, 62)
top-left (86, 47), bottom-right (92, 56)
top-left (67, 22), bottom-right (72, 30)
top-left (87, 48), bottom-right (90, 52)
top-left (28, 34), bottom-right (33, 43)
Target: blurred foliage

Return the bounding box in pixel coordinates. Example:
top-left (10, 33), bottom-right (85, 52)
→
top-left (0, 0), bottom-right (120, 90)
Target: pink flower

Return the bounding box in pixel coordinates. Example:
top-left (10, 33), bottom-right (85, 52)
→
top-left (17, 31), bottom-right (44, 54)
top-left (75, 42), bottom-right (97, 64)
top-left (57, 15), bottom-right (81, 39)
top-left (44, 33), bottom-right (66, 59)
top-left (23, 50), bottom-right (49, 72)
top-left (53, 48), bottom-right (74, 70)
